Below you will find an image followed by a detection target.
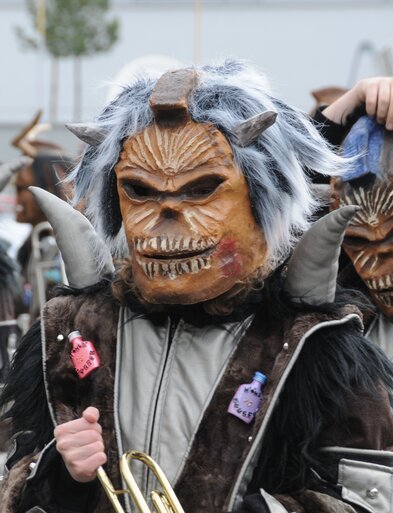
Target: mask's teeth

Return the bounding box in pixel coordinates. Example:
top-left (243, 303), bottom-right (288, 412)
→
top-left (138, 252), bottom-right (213, 279)
top-left (376, 293), bottom-right (392, 307)
top-left (181, 262), bottom-right (190, 273)
top-left (191, 260), bottom-right (199, 273)
top-left (183, 237), bottom-right (190, 251)
top-left (202, 257), bottom-right (211, 269)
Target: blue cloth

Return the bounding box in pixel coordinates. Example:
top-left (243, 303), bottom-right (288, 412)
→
top-left (341, 116), bottom-right (384, 181)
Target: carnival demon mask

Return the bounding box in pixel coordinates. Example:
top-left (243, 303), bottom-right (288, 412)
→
top-left (66, 62), bottom-right (343, 307)
top-left (115, 119), bottom-right (268, 304)
top-left (332, 116), bottom-right (393, 318)
top-left (14, 156), bottom-right (70, 225)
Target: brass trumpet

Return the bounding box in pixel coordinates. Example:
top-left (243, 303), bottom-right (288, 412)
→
top-left (97, 451), bottom-right (185, 513)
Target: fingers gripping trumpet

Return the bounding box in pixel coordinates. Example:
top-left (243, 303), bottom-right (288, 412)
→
top-left (97, 451), bottom-right (186, 513)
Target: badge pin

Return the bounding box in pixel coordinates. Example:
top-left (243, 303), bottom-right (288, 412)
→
top-left (68, 330), bottom-right (101, 379)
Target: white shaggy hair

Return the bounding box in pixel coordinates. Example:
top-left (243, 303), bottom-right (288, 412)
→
top-left (69, 59), bottom-right (346, 265)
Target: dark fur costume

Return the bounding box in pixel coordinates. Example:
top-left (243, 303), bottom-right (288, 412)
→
top-left (1, 276), bottom-right (393, 513)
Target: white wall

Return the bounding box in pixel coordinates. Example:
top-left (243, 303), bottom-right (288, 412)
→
top-left (0, 2), bottom-right (392, 158)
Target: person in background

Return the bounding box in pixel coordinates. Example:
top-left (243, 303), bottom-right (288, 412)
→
top-left (9, 111), bottom-right (74, 321)
top-left (312, 78), bottom-right (393, 358)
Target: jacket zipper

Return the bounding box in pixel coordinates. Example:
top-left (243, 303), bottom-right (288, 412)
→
top-left (145, 315), bottom-right (179, 493)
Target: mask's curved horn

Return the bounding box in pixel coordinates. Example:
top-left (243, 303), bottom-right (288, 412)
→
top-left (65, 123), bottom-right (107, 146)
top-left (285, 206), bottom-right (359, 305)
top-left (232, 111), bottom-right (277, 147)
top-left (11, 110), bottom-right (42, 157)
top-left (29, 186), bottom-right (114, 289)
top-left (0, 156), bottom-right (33, 192)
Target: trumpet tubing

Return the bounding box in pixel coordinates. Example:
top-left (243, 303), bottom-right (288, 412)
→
top-left (97, 450), bottom-right (185, 513)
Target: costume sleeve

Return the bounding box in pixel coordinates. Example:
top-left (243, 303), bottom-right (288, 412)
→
top-left (240, 319), bottom-right (393, 513)
top-left (311, 105), bottom-right (367, 147)
top-left (0, 321), bottom-right (101, 513)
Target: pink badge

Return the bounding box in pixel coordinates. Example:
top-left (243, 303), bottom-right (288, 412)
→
top-left (68, 330), bottom-right (101, 379)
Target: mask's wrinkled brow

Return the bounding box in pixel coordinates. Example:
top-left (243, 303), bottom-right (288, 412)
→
top-left (340, 182), bottom-right (393, 226)
top-left (116, 121), bottom-right (233, 176)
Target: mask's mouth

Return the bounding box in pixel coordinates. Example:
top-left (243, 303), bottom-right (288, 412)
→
top-left (366, 274), bottom-right (393, 307)
top-left (134, 236), bottom-right (217, 260)
top-left (136, 254), bottom-right (213, 279)
top-left (366, 274), bottom-right (393, 292)
top-left (134, 237), bottom-right (218, 280)
top-left (142, 247), bottom-right (215, 261)
top-left (373, 290), bottom-right (393, 307)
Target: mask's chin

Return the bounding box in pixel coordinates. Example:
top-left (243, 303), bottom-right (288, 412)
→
top-left (133, 265), bottom-right (240, 305)
top-left (112, 254), bottom-right (273, 317)
top-left (132, 252), bottom-right (271, 306)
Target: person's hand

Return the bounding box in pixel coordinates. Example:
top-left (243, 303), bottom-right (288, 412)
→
top-left (54, 406), bottom-right (107, 483)
top-left (322, 77), bottom-right (393, 130)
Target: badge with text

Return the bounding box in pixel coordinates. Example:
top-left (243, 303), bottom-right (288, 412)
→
top-left (68, 330), bottom-right (101, 379)
top-left (228, 371), bottom-right (267, 424)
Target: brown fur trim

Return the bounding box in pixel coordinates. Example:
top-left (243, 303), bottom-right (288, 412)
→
top-left (0, 453), bottom-right (36, 513)
top-left (42, 291), bottom-right (121, 513)
top-left (275, 490), bottom-right (357, 513)
top-left (274, 493), bottom-right (305, 513)
top-left (300, 490), bottom-right (357, 513)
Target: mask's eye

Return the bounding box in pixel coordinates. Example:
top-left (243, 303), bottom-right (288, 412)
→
top-left (122, 181), bottom-right (158, 200)
top-left (181, 177), bottom-right (224, 199)
top-left (343, 235), bottom-right (370, 247)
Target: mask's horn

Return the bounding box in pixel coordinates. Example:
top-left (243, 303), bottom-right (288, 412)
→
top-left (149, 69), bottom-right (199, 127)
top-left (232, 111), bottom-right (277, 147)
top-left (29, 186), bottom-right (114, 289)
top-left (285, 206), bottom-right (358, 305)
top-left (65, 123), bottom-right (108, 146)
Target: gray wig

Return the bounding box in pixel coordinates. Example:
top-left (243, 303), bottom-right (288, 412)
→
top-left (69, 60), bottom-right (345, 264)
